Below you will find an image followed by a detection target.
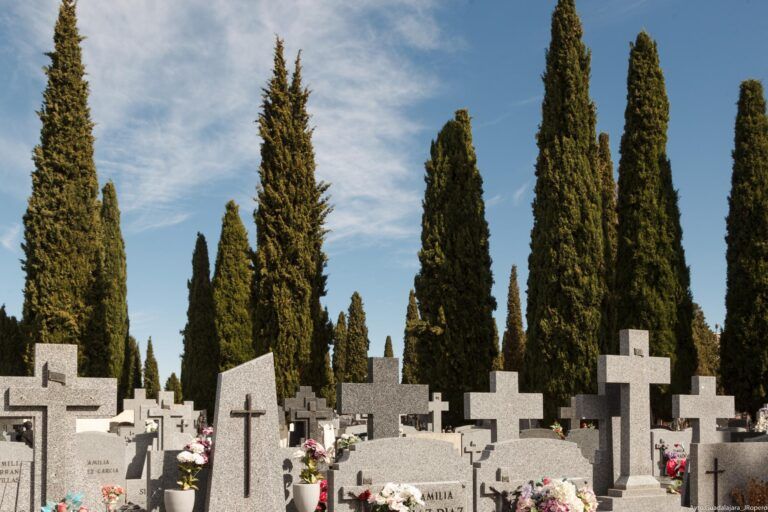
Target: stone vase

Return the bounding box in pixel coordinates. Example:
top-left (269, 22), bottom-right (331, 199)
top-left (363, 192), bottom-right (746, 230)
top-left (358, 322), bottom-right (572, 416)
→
top-left (164, 489), bottom-right (196, 512)
top-left (293, 482), bottom-right (321, 512)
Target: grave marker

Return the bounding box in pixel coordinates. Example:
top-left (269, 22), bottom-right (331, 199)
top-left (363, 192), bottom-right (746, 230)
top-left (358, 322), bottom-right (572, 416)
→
top-left (426, 392), bottom-right (449, 433)
top-left (294, 399), bottom-right (333, 444)
top-left (672, 376), bottom-right (734, 444)
top-left (146, 406), bottom-right (184, 451)
top-left (0, 442), bottom-right (33, 512)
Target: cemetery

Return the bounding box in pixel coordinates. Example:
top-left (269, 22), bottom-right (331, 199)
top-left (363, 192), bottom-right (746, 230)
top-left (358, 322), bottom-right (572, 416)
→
top-left (2, 0), bottom-right (768, 511)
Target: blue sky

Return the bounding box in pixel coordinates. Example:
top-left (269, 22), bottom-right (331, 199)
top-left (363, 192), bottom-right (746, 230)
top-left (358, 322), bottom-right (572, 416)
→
top-left (1, 0), bottom-right (766, 382)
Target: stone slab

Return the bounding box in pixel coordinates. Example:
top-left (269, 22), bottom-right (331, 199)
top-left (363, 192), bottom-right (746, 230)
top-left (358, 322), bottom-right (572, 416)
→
top-left (402, 432), bottom-right (462, 454)
top-left (566, 428), bottom-right (600, 464)
top-left (0, 441), bottom-right (33, 512)
top-left (72, 431), bottom-right (126, 509)
top-left (688, 442), bottom-right (768, 508)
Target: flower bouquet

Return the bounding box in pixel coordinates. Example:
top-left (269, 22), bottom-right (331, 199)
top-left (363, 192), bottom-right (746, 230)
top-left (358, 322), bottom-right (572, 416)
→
top-left (335, 433), bottom-right (361, 457)
top-left (176, 429), bottom-right (213, 490)
top-left (550, 421), bottom-right (566, 440)
top-left (355, 483), bottom-right (425, 512)
top-left (509, 478), bottom-right (598, 512)
top-left (293, 439), bottom-right (331, 512)
top-left (101, 485), bottom-right (125, 511)
top-left (658, 440), bottom-right (687, 494)
top-left (145, 419), bottom-right (158, 433)
top-left (41, 491), bottom-right (89, 512)
top-left (316, 479), bottom-right (328, 511)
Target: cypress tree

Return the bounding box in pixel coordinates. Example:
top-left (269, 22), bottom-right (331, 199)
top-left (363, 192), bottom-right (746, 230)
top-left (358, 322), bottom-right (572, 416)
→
top-left (332, 312), bottom-right (348, 384)
top-left (320, 351), bottom-right (336, 409)
top-left (414, 109), bottom-right (497, 422)
top-left (598, 133), bottom-right (618, 355)
top-left (401, 290), bottom-right (421, 384)
top-left (254, 39), bottom-right (329, 401)
top-left (501, 265), bottom-right (526, 372)
top-left (119, 334), bottom-right (139, 400)
top-left (143, 337), bottom-right (160, 400)
top-left (0, 306), bottom-right (25, 376)
top-left (98, 182), bottom-right (128, 383)
top-left (22, 0), bottom-right (103, 374)
top-left (721, 80), bottom-right (768, 414)
top-left (615, 32), bottom-right (696, 417)
top-left (214, 201), bottom-right (255, 372)
top-left (384, 336), bottom-right (394, 357)
top-left (692, 304), bottom-right (719, 378)
top-left (164, 372), bottom-right (183, 404)
top-left (524, 0), bottom-right (604, 420)
top-left (181, 233), bottom-right (217, 415)
top-left (345, 292), bottom-right (370, 383)
top-left (130, 337), bottom-right (142, 392)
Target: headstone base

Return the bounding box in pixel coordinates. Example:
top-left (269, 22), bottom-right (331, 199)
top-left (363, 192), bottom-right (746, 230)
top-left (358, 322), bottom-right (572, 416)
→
top-left (599, 488), bottom-right (684, 511)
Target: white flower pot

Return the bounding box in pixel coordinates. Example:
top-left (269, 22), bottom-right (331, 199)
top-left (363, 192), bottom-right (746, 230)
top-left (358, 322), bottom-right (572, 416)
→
top-left (164, 489), bottom-right (195, 512)
top-left (293, 482), bottom-right (321, 512)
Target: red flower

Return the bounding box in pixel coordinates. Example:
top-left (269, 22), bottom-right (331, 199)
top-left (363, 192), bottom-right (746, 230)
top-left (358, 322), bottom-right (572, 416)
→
top-left (57, 503), bottom-right (67, 512)
top-left (678, 458), bottom-right (687, 474)
top-left (358, 490), bottom-right (372, 502)
top-left (666, 459), bottom-right (678, 478)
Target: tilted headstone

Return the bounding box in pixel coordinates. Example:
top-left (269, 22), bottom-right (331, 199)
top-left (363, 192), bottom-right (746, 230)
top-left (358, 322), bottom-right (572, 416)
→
top-left (426, 392), bottom-right (450, 433)
top-left (598, 330), bottom-right (683, 511)
top-left (205, 353), bottom-right (282, 511)
top-left (473, 438), bottom-right (593, 512)
top-left (672, 376), bottom-right (734, 444)
top-left (72, 431), bottom-right (126, 509)
top-left (0, 344), bottom-right (116, 506)
top-left (338, 358), bottom-right (428, 439)
top-left (328, 437), bottom-right (471, 512)
top-left (0, 441), bottom-right (33, 512)
top-left (464, 371), bottom-right (543, 443)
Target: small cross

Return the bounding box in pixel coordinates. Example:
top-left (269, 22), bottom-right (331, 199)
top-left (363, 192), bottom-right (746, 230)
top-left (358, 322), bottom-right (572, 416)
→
top-left (464, 372), bottom-right (542, 442)
top-left (230, 393), bottom-right (266, 498)
top-left (559, 396), bottom-right (580, 430)
top-left (705, 458), bottom-right (725, 506)
top-left (294, 399), bottom-right (333, 442)
top-left (672, 376), bottom-right (734, 444)
top-left (427, 392), bottom-right (450, 432)
top-left (147, 407), bottom-right (184, 451)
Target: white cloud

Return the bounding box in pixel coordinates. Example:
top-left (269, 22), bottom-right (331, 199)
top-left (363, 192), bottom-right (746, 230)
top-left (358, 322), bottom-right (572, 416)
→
top-left (512, 180), bottom-right (530, 206)
top-left (1, 0), bottom-right (450, 239)
top-left (0, 223), bottom-right (20, 252)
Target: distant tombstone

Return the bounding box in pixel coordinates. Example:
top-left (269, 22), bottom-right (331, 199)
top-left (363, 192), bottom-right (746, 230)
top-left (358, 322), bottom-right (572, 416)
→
top-left (672, 376), bottom-right (735, 444)
top-left (464, 371), bottom-right (543, 443)
top-left (0, 441), bottom-right (33, 512)
top-left (328, 437), bottom-right (471, 512)
top-left (459, 425), bottom-right (492, 464)
top-left (121, 389), bottom-right (158, 438)
top-left (338, 358), bottom-right (428, 439)
top-left (294, 399), bottom-right (333, 444)
top-left (651, 429), bottom-right (692, 478)
top-left (566, 428), bottom-right (600, 464)
top-left (559, 396), bottom-right (581, 431)
top-left (72, 431), bottom-right (126, 509)
top-left (519, 428), bottom-right (561, 440)
top-left (146, 406), bottom-right (184, 451)
top-left (205, 353), bottom-right (283, 511)
top-left (473, 439), bottom-right (593, 512)
top-left (688, 442), bottom-right (768, 508)
top-left (426, 392), bottom-right (450, 432)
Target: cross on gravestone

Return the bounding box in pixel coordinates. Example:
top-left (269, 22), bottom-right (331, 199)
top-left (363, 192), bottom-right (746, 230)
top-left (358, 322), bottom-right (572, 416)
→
top-left (705, 458), bottom-right (725, 507)
top-left (598, 329), bottom-right (669, 491)
top-left (464, 372), bottom-right (543, 443)
top-left (559, 396), bottom-right (581, 430)
top-left (176, 417), bottom-right (191, 434)
top-left (157, 390), bottom-right (176, 408)
top-left (427, 392), bottom-right (450, 433)
top-left (294, 399), bottom-right (333, 443)
top-left (338, 358), bottom-right (429, 439)
top-left (672, 376), bottom-right (734, 444)
top-left (284, 386), bottom-right (319, 414)
top-left (147, 406), bottom-right (184, 451)
top-left (122, 388), bottom-right (158, 425)
top-left (3, 344), bottom-right (116, 504)
top-left (230, 393), bottom-right (266, 498)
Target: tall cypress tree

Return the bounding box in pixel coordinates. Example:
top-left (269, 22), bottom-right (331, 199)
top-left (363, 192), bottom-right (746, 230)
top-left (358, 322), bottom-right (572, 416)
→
top-left (721, 80), bottom-right (768, 414)
top-left (345, 292), bottom-right (370, 383)
top-left (524, 0), bottom-right (604, 420)
top-left (0, 306), bottom-right (25, 376)
top-left (332, 312), bottom-right (348, 384)
top-left (164, 372), bottom-right (183, 404)
top-left (181, 233), bottom-right (217, 415)
top-left (214, 201), bottom-right (255, 372)
top-left (98, 182), bottom-right (128, 383)
top-left (692, 304), bottom-right (719, 378)
top-left (321, 350), bottom-right (336, 409)
top-left (598, 133), bottom-right (618, 355)
top-left (414, 109), bottom-right (497, 422)
top-left (119, 334), bottom-right (140, 400)
top-left (383, 336), bottom-right (394, 357)
top-left (615, 32), bottom-right (695, 417)
top-left (143, 337), bottom-right (160, 400)
top-left (22, 0), bottom-right (103, 374)
top-left (401, 290), bottom-right (421, 384)
top-left (502, 265), bottom-right (525, 372)
top-left (130, 336), bottom-right (143, 392)
top-left (254, 39), bottom-right (329, 401)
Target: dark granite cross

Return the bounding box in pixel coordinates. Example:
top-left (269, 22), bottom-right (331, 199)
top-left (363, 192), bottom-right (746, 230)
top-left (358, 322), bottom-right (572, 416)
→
top-left (230, 393), bottom-right (266, 498)
top-left (705, 458), bottom-right (725, 507)
top-left (294, 399), bottom-right (333, 442)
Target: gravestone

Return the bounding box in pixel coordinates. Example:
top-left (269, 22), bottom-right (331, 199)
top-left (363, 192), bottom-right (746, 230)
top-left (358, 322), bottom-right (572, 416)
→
top-left (426, 392), bottom-right (449, 432)
top-left (560, 396), bottom-right (581, 430)
top-left (206, 353), bottom-right (282, 511)
top-left (402, 431), bottom-right (462, 454)
top-left (147, 405), bottom-right (184, 451)
top-left (338, 358), bottom-right (428, 439)
top-left (519, 427), bottom-right (561, 440)
top-left (459, 425), bottom-right (492, 464)
top-left (0, 441), bottom-right (33, 512)
top-left (0, 344), bottom-right (116, 507)
top-left (294, 398), bottom-right (333, 444)
top-left (672, 376), bottom-right (734, 444)
top-left (118, 389), bottom-right (158, 440)
top-left (651, 429), bottom-right (692, 479)
top-left (464, 371), bottom-right (543, 442)
top-left (688, 442), bottom-right (768, 508)
top-left (566, 427), bottom-right (600, 464)
top-left (328, 437), bottom-right (471, 512)
top-left (124, 432), bottom-right (154, 509)
top-left (598, 330), bottom-right (682, 511)
top-left (473, 438), bottom-right (593, 512)
top-left (279, 447), bottom-right (301, 512)
top-left (72, 431), bottom-right (126, 509)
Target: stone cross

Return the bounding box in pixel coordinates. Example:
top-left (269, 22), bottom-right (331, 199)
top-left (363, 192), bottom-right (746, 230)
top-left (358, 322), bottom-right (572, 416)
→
top-left (230, 393), bottom-right (266, 498)
top-left (158, 390), bottom-right (176, 408)
top-left (338, 358), bottom-right (428, 439)
top-left (122, 388), bottom-right (158, 425)
top-left (464, 371), bottom-right (543, 443)
top-left (672, 376), bottom-right (734, 444)
top-left (598, 329), bottom-right (669, 491)
top-left (284, 386), bottom-right (319, 414)
top-left (559, 396), bottom-right (581, 430)
top-left (294, 398), bottom-right (333, 443)
top-left (3, 344), bottom-right (116, 504)
top-left (147, 406), bottom-right (184, 450)
top-left (427, 392), bottom-right (450, 432)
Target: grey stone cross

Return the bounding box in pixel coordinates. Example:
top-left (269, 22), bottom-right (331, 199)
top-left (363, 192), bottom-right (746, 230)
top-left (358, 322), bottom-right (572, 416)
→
top-left (122, 388), bottom-right (158, 426)
top-left (464, 371), bottom-right (543, 442)
top-left (230, 393), bottom-right (266, 498)
top-left (283, 386), bottom-right (318, 413)
top-left (295, 398), bottom-right (333, 442)
top-left (559, 396), bottom-right (581, 430)
top-left (427, 392), bottom-right (450, 432)
top-left (338, 358), bottom-right (428, 439)
top-left (598, 329), bottom-right (669, 491)
top-left (147, 405), bottom-right (184, 450)
top-left (672, 376), bottom-right (734, 444)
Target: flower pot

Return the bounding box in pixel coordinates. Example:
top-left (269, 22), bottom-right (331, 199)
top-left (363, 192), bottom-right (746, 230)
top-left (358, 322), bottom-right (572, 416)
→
top-left (293, 482), bottom-right (321, 512)
top-left (164, 489), bottom-right (196, 512)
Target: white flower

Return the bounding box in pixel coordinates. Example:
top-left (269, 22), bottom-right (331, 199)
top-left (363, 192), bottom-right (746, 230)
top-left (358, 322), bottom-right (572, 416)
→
top-left (193, 453), bottom-right (206, 465)
top-left (176, 451), bottom-right (195, 464)
top-left (187, 442), bottom-right (205, 454)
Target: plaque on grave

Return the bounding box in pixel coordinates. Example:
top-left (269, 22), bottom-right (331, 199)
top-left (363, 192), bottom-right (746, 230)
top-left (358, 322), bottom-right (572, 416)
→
top-left (0, 440), bottom-right (33, 512)
top-left (72, 431), bottom-right (127, 509)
